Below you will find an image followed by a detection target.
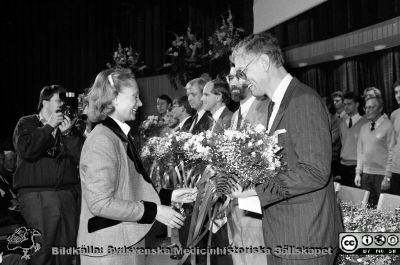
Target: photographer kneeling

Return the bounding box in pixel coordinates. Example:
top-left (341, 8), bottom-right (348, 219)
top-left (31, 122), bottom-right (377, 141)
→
top-left (13, 85), bottom-right (83, 265)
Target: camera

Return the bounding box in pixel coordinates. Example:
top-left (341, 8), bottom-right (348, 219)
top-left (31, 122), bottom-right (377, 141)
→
top-left (58, 92), bottom-right (86, 120)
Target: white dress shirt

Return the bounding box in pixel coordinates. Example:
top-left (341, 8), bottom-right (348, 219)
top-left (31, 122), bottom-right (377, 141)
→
top-left (189, 109), bottom-right (206, 132)
top-left (110, 116), bottom-right (131, 136)
top-left (267, 74), bottom-right (293, 131)
top-left (346, 113), bottom-right (361, 127)
top-left (212, 106), bottom-right (226, 122)
top-left (177, 116), bottom-right (191, 130)
top-left (232, 96), bottom-right (256, 129)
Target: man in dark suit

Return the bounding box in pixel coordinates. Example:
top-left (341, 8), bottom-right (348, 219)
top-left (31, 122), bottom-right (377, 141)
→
top-left (231, 32), bottom-right (342, 265)
top-left (201, 79), bottom-right (233, 133)
top-left (186, 78), bottom-right (214, 134)
top-left (172, 96), bottom-right (195, 132)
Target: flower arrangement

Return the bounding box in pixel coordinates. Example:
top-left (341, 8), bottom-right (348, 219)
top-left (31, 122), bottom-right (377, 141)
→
top-left (139, 115), bottom-right (166, 139)
top-left (338, 202), bottom-right (400, 265)
top-left (164, 26), bottom-right (205, 87)
top-left (107, 43), bottom-right (146, 74)
top-left (141, 124), bottom-right (286, 196)
top-left (207, 9), bottom-right (245, 60)
top-left (165, 26), bottom-right (203, 63)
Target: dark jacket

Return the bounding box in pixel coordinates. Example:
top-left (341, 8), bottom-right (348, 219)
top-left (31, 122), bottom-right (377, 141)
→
top-left (190, 111), bottom-right (213, 134)
top-left (13, 114), bottom-right (83, 193)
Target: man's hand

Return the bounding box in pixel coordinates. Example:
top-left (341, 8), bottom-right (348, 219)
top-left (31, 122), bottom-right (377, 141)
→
top-left (354, 174), bottom-right (361, 187)
top-left (59, 116), bottom-right (74, 134)
top-left (171, 188), bottom-right (198, 204)
top-left (155, 205), bottom-right (185, 229)
top-left (47, 112), bottom-right (64, 128)
top-left (381, 177), bottom-right (391, 191)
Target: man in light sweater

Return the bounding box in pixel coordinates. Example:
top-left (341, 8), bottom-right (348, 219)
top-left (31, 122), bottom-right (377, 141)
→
top-left (355, 96), bottom-right (395, 206)
top-left (390, 80), bottom-right (400, 195)
top-left (339, 92), bottom-right (368, 187)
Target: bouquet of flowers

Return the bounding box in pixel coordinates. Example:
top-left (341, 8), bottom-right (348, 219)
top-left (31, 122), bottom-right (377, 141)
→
top-left (207, 9), bottom-right (245, 60)
top-left (139, 115), bottom-right (166, 139)
top-left (338, 202), bottom-right (400, 265)
top-left (164, 26), bottom-right (205, 87)
top-left (209, 124), bottom-right (285, 196)
top-left (141, 131), bottom-right (207, 188)
top-left (107, 43), bottom-right (146, 74)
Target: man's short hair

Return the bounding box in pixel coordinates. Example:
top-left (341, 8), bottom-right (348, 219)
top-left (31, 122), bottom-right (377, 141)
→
top-left (331, 91), bottom-right (344, 100)
top-left (176, 95), bottom-right (195, 116)
top-left (209, 79), bottom-right (231, 105)
top-left (393, 80), bottom-right (400, 89)
top-left (37, 85), bottom-right (67, 112)
top-left (157, 94), bottom-right (172, 106)
top-left (365, 95), bottom-right (384, 109)
top-left (363, 87), bottom-right (382, 99)
top-left (232, 32), bottom-right (284, 67)
top-left (343, 92), bottom-right (361, 104)
top-left (186, 78), bottom-right (208, 94)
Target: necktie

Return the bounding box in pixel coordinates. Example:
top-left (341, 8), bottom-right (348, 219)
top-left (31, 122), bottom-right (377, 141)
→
top-left (189, 113), bottom-right (198, 133)
top-left (266, 101), bottom-right (275, 129)
top-left (348, 117), bottom-right (352, 128)
top-left (371, 122), bottom-right (375, 131)
top-left (236, 107), bottom-right (242, 130)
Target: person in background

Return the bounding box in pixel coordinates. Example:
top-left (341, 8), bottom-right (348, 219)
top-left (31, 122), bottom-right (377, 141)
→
top-left (323, 96), bottom-right (342, 181)
top-left (201, 79), bottom-right (233, 133)
top-left (13, 85), bottom-right (83, 265)
top-left (363, 86), bottom-right (382, 99)
top-left (355, 96), bottom-right (395, 206)
top-left (156, 94), bottom-right (172, 123)
top-left (332, 91), bottom-right (347, 120)
top-left (390, 80), bottom-right (400, 195)
top-left (339, 92), bottom-right (368, 187)
top-left (186, 78), bottom-right (214, 134)
top-left (171, 96), bottom-right (195, 132)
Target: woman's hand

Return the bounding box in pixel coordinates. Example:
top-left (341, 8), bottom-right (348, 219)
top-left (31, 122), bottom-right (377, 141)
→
top-left (155, 205), bottom-right (185, 229)
top-left (171, 188), bottom-right (198, 203)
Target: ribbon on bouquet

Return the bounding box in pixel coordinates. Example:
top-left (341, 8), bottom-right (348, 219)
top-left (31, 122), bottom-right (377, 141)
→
top-left (178, 165), bottom-right (231, 265)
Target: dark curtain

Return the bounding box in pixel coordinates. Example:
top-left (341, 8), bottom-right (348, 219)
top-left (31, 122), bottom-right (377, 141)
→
top-left (0, 0), bottom-right (253, 141)
top-left (291, 46), bottom-right (400, 114)
top-left (270, 0), bottom-right (400, 48)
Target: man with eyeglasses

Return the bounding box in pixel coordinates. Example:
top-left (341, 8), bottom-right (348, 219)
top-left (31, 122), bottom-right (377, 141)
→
top-left (229, 32), bottom-right (342, 265)
top-left (13, 85), bottom-right (83, 265)
top-left (355, 96), bottom-right (395, 206)
top-left (226, 68), bottom-right (270, 265)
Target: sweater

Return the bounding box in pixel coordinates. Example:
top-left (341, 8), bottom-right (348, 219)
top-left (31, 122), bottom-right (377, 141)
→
top-left (13, 114), bottom-right (83, 193)
top-left (340, 115), bottom-right (368, 165)
top-left (391, 109), bottom-right (400, 174)
top-left (356, 115), bottom-right (395, 176)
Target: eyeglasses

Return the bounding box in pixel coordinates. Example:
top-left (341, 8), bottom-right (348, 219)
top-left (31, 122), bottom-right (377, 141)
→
top-left (226, 55), bottom-right (260, 82)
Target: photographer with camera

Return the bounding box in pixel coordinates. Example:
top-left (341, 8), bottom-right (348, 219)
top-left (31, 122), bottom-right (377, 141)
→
top-left (13, 85), bottom-right (83, 265)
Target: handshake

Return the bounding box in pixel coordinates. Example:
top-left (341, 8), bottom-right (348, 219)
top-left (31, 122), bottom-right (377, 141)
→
top-left (155, 188), bottom-right (198, 229)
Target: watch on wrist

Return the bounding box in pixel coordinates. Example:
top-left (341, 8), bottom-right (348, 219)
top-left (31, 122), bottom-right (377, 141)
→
top-left (385, 177), bottom-right (391, 182)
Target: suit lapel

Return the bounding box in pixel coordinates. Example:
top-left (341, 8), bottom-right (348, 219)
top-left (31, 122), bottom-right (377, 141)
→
top-left (269, 78), bottom-right (298, 134)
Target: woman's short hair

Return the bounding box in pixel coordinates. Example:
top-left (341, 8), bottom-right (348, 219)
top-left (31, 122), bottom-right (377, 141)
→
top-left (37, 85), bottom-right (67, 112)
top-left (87, 68), bottom-right (136, 122)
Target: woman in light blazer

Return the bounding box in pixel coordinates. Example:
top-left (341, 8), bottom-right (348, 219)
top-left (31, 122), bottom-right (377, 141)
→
top-left (78, 68), bottom-right (197, 265)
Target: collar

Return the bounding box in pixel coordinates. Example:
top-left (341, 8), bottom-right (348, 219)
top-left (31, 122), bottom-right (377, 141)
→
top-left (212, 106), bottom-right (226, 122)
top-left (38, 112), bottom-right (47, 124)
top-left (178, 116), bottom-right (191, 129)
top-left (372, 114), bottom-right (387, 129)
top-left (347, 113), bottom-right (362, 124)
top-left (109, 116), bottom-right (131, 136)
top-left (271, 74), bottom-right (293, 106)
top-left (240, 96), bottom-right (256, 117)
top-left (196, 109), bottom-right (206, 123)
